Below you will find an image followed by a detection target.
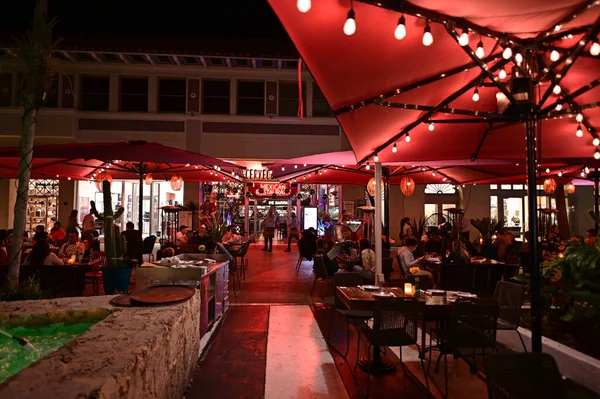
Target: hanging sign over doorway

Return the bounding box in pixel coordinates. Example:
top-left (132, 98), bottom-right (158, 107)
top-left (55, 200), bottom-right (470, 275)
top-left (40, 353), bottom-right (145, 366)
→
top-left (249, 183), bottom-right (296, 197)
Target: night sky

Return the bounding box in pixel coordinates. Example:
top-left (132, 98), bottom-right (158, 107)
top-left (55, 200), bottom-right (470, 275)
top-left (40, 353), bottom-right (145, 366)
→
top-left (1, 0), bottom-right (287, 39)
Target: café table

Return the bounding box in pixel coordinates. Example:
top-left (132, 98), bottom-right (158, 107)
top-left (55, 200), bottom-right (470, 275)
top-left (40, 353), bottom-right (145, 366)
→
top-left (336, 286), bottom-right (455, 372)
top-left (335, 254), bottom-right (361, 270)
top-left (470, 258), bottom-right (520, 291)
top-left (61, 258), bottom-right (104, 295)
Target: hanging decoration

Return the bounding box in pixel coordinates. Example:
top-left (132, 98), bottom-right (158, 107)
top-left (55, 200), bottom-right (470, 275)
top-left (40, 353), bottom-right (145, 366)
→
top-left (170, 174), bottom-right (183, 191)
top-left (400, 176), bottom-right (415, 197)
top-left (543, 178), bottom-right (557, 194)
top-left (566, 182), bottom-right (576, 194)
top-left (366, 177), bottom-right (384, 197)
top-left (95, 171), bottom-right (113, 192)
top-left (144, 173), bottom-right (153, 185)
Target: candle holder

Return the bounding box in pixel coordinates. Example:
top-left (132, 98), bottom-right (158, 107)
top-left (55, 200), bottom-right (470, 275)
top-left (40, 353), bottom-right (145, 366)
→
top-left (404, 282), bottom-right (414, 296)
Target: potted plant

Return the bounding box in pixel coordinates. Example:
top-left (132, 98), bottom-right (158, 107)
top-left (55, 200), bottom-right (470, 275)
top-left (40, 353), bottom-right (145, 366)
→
top-left (470, 217), bottom-right (505, 258)
top-left (204, 214), bottom-right (227, 252)
top-left (90, 180), bottom-right (129, 294)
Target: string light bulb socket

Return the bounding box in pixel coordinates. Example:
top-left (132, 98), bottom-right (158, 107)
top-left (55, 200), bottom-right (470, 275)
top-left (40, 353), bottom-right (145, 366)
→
top-left (502, 46), bottom-right (512, 59)
top-left (576, 113), bottom-right (583, 122)
top-left (595, 148), bottom-right (600, 160)
top-left (374, 153), bottom-right (379, 162)
top-left (405, 133), bottom-right (411, 143)
top-left (458, 29), bottom-right (469, 46)
top-left (475, 40), bottom-right (484, 58)
top-left (591, 42), bottom-right (600, 56)
top-left (422, 21), bottom-right (433, 47)
top-left (392, 142), bottom-right (397, 153)
top-left (499, 67), bottom-right (507, 80)
top-left (472, 87), bottom-right (479, 102)
top-left (297, 0), bottom-right (311, 13)
top-left (576, 124), bottom-right (583, 137)
top-left (343, 8), bottom-right (356, 36)
top-left (550, 50), bottom-right (560, 61)
top-left (594, 137), bottom-right (600, 146)
top-left (394, 15), bottom-right (406, 40)
top-left (428, 122), bottom-right (435, 131)
top-left (553, 85), bottom-right (562, 95)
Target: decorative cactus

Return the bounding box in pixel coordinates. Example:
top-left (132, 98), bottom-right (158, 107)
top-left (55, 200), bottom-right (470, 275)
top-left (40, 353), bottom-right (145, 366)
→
top-left (90, 180), bottom-right (126, 267)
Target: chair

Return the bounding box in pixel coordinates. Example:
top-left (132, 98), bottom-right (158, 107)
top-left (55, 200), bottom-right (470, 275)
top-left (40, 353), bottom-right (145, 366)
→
top-left (237, 241), bottom-right (251, 280)
top-left (84, 251), bottom-right (106, 296)
top-left (484, 353), bottom-right (567, 399)
top-left (311, 255), bottom-right (332, 297)
top-left (381, 257), bottom-right (394, 285)
top-left (142, 235), bottom-right (157, 262)
top-left (356, 297), bottom-right (430, 397)
top-left (327, 272), bottom-right (373, 359)
top-left (229, 252), bottom-right (242, 298)
top-left (493, 280), bottom-right (527, 351)
top-left (296, 239), bottom-right (312, 272)
top-left (431, 298), bottom-right (499, 398)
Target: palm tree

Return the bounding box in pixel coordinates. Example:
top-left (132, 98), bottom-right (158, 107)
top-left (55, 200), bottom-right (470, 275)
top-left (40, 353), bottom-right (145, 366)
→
top-left (5, 0), bottom-right (60, 284)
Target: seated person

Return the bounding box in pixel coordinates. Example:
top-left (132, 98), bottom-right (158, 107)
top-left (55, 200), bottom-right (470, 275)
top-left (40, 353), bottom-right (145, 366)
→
top-left (58, 231), bottom-right (85, 259)
top-left (316, 238), bottom-right (339, 276)
top-left (298, 227), bottom-right (318, 261)
top-left (187, 230), bottom-right (206, 245)
top-left (121, 222), bottom-right (143, 260)
top-left (26, 239), bottom-right (64, 266)
top-left (494, 227), bottom-right (515, 260)
top-left (446, 239), bottom-right (471, 264)
top-left (176, 225), bottom-right (189, 245)
top-left (222, 225), bottom-right (241, 243)
top-left (32, 231), bottom-right (48, 244)
top-left (159, 247), bottom-right (176, 260)
top-left (353, 239), bottom-right (375, 284)
top-left (397, 238), bottom-right (432, 277)
top-left (49, 221), bottom-right (67, 244)
top-left (423, 227), bottom-right (442, 255)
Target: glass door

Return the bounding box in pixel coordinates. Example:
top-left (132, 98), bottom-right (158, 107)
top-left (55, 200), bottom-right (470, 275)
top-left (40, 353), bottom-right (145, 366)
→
top-left (503, 197), bottom-right (523, 239)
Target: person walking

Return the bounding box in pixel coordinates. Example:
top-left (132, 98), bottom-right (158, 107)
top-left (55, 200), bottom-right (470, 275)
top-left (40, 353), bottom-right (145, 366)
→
top-left (262, 207), bottom-right (277, 252)
top-left (284, 212), bottom-right (299, 252)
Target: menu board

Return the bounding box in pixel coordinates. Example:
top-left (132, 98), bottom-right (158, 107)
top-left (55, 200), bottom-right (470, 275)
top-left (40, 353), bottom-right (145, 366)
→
top-left (302, 206), bottom-right (318, 231)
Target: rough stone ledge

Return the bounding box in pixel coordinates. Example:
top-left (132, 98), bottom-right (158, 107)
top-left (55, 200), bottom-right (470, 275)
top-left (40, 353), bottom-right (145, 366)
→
top-left (0, 293), bottom-right (201, 399)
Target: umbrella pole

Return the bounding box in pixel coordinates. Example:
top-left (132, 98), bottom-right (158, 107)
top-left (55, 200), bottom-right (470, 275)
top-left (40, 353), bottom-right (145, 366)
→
top-left (383, 166), bottom-right (390, 246)
top-left (595, 175), bottom-right (599, 231)
top-left (138, 173), bottom-right (143, 235)
top-left (374, 163), bottom-right (382, 279)
top-left (526, 115), bottom-right (542, 353)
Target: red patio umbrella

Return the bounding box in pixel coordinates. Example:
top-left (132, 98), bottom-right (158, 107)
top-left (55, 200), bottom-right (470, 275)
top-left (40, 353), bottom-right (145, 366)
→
top-left (0, 141), bottom-right (242, 230)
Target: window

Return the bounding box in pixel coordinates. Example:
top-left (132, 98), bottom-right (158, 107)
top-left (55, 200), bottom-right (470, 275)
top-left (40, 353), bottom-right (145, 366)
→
top-left (237, 81), bottom-right (264, 115)
top-left (81, 76), bottom-right (109, 111)
top-left (490, 184), bottom-right (498, 190)
top-left (501, 184), bottom-right (512, 190)
top-left (202, 80), bottom-right (230, 114)
top-left (158, 78), bottom-right (186, 113)
top-left (313, 83), bottom-right (332, 117)
top-left (278, 81), bottom-right (306, 117)
top-left (120, 77), bottom-right (148, 112)
top-left (424, 184), bottom-right (456, 194)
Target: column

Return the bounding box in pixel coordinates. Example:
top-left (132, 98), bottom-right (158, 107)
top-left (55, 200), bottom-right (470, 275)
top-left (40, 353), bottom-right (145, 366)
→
top-left (109, 74), bottom-right (119, 112)
top-left (244, 194), bottom-right (250, 236)
top-left (148, 75), bottom-right (158, 113)
top-left (253, 199), bottom-right (258, 240)
top-left (375, 163), bottom-right (382, 276)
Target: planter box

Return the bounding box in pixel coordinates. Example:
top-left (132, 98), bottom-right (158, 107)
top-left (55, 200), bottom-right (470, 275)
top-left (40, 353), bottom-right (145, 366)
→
top-left (497, 328), bottom-right (600, 393)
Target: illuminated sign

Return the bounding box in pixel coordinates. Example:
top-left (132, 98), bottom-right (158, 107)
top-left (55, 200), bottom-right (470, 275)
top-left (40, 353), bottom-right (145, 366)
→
top-left (255, 184), bottom-right (290, 196)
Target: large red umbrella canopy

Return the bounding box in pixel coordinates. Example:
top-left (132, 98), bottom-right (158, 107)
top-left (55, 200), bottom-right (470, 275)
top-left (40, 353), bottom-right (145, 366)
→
top-left (0, 141), bottom-right (242, 182)
top-left (268, 0), bottom-right (600, 165)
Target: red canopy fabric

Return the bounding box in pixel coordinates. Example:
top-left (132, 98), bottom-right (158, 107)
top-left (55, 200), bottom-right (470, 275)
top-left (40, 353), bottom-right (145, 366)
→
top-left (0, 141), bottom-right (241, 182)
top-left (268, 0), bottom-right (600, 165)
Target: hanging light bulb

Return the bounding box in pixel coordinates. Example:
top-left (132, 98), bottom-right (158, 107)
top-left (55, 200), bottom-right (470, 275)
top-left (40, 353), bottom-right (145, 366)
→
top-left (294, 164), bottom-right (298, 169)
top-left (585, 166), bottom-right (590, 174)
top-left (550, 50), bottom-right (560, 61)
top-left (581, 170), bottom-right (586, 177)
top-left (428, 122), bottom-right (435, 131)
top-left (442, 177), bottom-right (447, 182)
top-left (343, 8), bottom-right (356, 36)
top-left (282, 166), bottom-right (285, 171)
top-left (297, 0), bottom-right (311, 13)
top-left (595, 148), bottom-right (600, 160)
top-left (394, 15), bottom-right (406, 40)
top-left (502, 46), bottom-right (512, 59)
top-left (555, 103), bottom-right (563, 111)
top-left (374, 153), bottom-right (379, 162)
top-left (472, 87), bottom-right (480, 102)
top-left (475, 40), bottom-right (484, 58)
top-left (576, 113), bottom-right (584, 122)
top-left (594, 137), bottom-right (600, 146)
top-left (405, 133), bottom-right (411, 143)
top-left (558, 171), bottom-right (563, 177)
top-left (514, 52), bottom-right (523, 65)
top-left (553, 85), bottom-right (562, 95)
top-left (591, 42), bottom-right (600, 56)
top-left (577, 124), bottom-right (583, 137)
top-left (458, 29), bottom-right (469, 46)
top-left (365, 164), bottom-right (370, 170)
top-left (422, 21), bottom-right (433, 47)
top-left (392, 142), bottom-right (397, 153)
top-left (545, 168), bottom-right (550, 173)
top-left (499, 67), bottom-right (507, 80)
top-left (303, 163), bottom-right (307, 167)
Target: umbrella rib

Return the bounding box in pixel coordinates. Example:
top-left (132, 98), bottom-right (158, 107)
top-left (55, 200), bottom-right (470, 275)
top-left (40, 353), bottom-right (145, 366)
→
top-left (538, 77), bottom-right (600, 116)
top-left (377, 102), bottom-right (518, 121)
top-left (470, 122), bottom-right (493, 162)
top-left (31, 158), bottom-right (77, 171)
top-left (536, 17), bottom-right (600, 110)
top-left (358, 58), bottom-right (509, 165)
top-left (460, 165), bottom-right (504, 178)
top-left (333, 52), bottom-right (502, 116)
top-left (534, 0), bottom-right (599, 41)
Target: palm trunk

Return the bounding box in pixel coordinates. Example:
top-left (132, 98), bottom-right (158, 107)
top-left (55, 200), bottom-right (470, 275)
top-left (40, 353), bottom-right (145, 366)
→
top-left (8, 105), bottom-right (37, 283)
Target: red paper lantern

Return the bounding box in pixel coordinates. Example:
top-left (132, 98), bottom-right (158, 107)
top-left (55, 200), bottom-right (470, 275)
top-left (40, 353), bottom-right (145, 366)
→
top-left (400, 177), bottom-right (415, 196)
top-left (95, 171), bottom-right (113, 192)
top-left (566, 182), bottom-right (576, 194)
top-left (170, 174), bottom-right (183, 191)
top-left (144, 173), bottom-right (153, 185)
top-left (543, 178), bottom-right (557, 194)
top-left (366, 177), bottom-right (384, 197)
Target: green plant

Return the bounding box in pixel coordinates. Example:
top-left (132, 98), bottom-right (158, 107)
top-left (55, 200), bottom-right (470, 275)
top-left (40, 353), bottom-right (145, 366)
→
top-left (0, 276), bottom-right (43, 301)
top-left (470, 217), bottom-right (505, 244)
top-left (90, 180), bottom-right (126, 267)
top-left (205, 214), bottom-right (227, 242)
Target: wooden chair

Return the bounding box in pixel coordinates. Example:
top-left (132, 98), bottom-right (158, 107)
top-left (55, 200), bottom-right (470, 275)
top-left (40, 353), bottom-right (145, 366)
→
top-left (84, 251), bottom-right (105, 296)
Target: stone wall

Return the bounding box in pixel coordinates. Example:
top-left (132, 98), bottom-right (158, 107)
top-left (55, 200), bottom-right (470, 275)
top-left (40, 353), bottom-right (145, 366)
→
top-left (0, 293), bottom-right (201, 399)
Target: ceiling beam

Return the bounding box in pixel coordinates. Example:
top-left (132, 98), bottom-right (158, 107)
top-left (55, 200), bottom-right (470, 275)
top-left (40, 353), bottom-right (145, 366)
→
top-left (198, 56), bottom-right (207, 68)
top-left (118, 53), bottom-right (130, 65)
top-left (61, 51), bottom-right (77, 62)
top-left (90, 52), bottom-right (103, 63)
top-left (144, 54), bottom-right (156, 66)
top-left (540, 25), bottom-right (596, 43)
top-left (172, 56), bottom-right (182, 66)
top-left (334, 52), bottom-right (502, 116)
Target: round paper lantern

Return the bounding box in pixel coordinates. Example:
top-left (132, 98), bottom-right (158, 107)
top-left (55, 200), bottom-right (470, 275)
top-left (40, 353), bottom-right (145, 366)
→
top-left (566, 182), bottom-right (576, 194)
top-left (170, 174), bottom-right (183, 191)
top-left (366, 177), bottom-right (384, 197)
top-left (400, 177), bottom-right (415, 197)
top-left (144, 173), bottom-right (153, 185)
top-left (95, 171), bottom-right (113, 192)
top-left (543, 178), bottom-right (557, 194)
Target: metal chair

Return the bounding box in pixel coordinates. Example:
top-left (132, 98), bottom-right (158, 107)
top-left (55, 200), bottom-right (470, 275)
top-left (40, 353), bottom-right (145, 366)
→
top-left (83, 251), bottom-right (106, 295)
top-left (493, 280), bottom-right (527, 351)
top-left (431, 298), bottom-right (499, 398)
top-left (296, 239), bottom-right (312, 272)
top-left (311, 255), bottom-right (332, 297)
top-left (356, 297), bottom-right (430, 397)
top-left (484, 353), bottom-right (567, 399)
top-left (228, 252), bottom-right (242, 298)
top-left (327, 272), bottom-right (373, 359)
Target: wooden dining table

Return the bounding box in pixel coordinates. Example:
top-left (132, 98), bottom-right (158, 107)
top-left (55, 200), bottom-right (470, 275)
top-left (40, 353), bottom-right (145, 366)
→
top-left (336, 286), bottom-right (455, 373)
